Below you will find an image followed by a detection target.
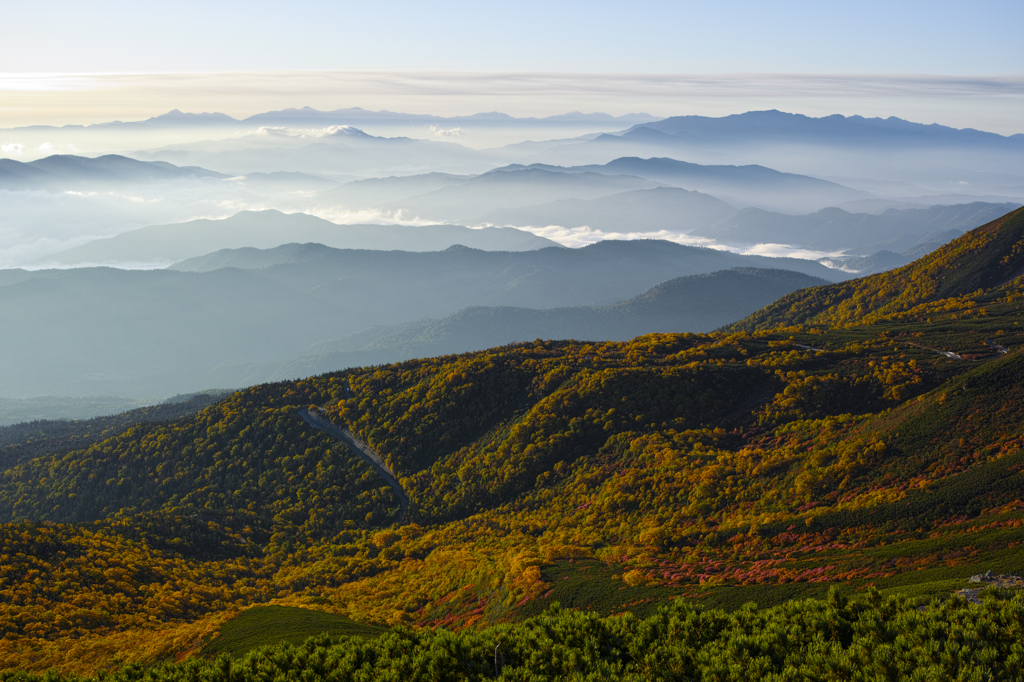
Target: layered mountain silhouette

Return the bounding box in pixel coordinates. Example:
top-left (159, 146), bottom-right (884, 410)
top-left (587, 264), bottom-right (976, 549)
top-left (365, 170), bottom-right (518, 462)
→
top-left (357, 158), bottom-right (867, 217)
top-left (692, 202), bottom-right (1022, 254)
top-left (477, 187), bottom-right (737, 233)
top-left (134, 127), bottom-right (496, 177)
top-left (0, 154), bottom-right (226, 190)
top-left (2, 240), bottom-right (843, 397)
top-left (318, 172), bottom-right (471, 207)
top-left (38, 210), bottom-right (559, 266)
top-left (634, 110), bottom-right (1024, 149)
top-left (310, 157), bottom-right (867, 219)
top-left (731, 206), bottom-right (1024, 331)
top-left (381, 167), bottom-right (664, 222)
top-left (511, 157), bottom-right (870, 213)
top-left (210, 268), bottom-right (829, 386)
top-left (526, 111), bottom-right (1024, 198)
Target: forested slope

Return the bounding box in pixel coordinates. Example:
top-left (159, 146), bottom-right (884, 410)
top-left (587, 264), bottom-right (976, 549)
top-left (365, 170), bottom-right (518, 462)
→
top-left (731, 206), bottom-right (1024, 330)
top-left (3, 208), bottom-right (1024, 674)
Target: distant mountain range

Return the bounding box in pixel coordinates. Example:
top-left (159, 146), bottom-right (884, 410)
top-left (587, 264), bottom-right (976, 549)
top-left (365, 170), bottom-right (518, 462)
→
top-left (6, 108), bottom-right (660, 132)
top-left (316, 172), bottom-right (472, 207)
top-left (6, 154), bottom-right (1016, 269)
top-left (317, 267), bottom-right (829, 353)
top-left (633, 110), bottom-right (1024, 149)
top-left (0, 154), bottom-right (226, 190)
top-left (524, 111), bottom-right (1024, 196)
top-left (308, 156), bottom-right (868, 217)
top-left (478, 187), bottom-right (737, 235)
top-left (208, 268), bottom-right (829, 386)
top-left (690, 202), bottom-right (1022, 254)
top-left (38, 210), bottom-right (560, 266)
top-left (491, 158), bottom-right (870, 213)
top-left (0, 154), bottom-right (346, 196)
top-left (1, 240), bottom-right (844, 397)
top-left (382, 167), bottom-right (665, 222)
top-left (133, 126), bottom-right (496, 177)
top-left (731, 206), bottom-right (1024, 331)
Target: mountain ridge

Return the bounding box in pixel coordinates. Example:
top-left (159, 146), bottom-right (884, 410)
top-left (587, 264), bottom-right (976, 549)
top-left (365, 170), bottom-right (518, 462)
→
top-left (730, 205), bottom-right (1024, 330)
top-left (4, 209), bottom-right (1024, 672)
top-left (0, 154), bottom-right (226, 190)
top-left (487, 157), bottom-right (869, 213)
top-left (38, 209), bottom-right (561, 266)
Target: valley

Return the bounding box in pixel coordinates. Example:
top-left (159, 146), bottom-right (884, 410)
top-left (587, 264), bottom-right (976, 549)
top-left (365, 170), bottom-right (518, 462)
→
top-left (1, 208), bottom-right (1024, 676)
top-left (2, 49), bottom-right (1024, 676)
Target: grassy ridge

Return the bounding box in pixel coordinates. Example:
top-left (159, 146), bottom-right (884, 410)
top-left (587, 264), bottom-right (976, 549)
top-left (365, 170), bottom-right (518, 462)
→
top-left (202, 606), bottom-right (386, 658)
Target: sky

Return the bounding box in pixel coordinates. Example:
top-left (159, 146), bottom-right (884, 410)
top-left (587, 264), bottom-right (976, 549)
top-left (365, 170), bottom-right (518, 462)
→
top-left (1, 0), bottom-right (1022, 131)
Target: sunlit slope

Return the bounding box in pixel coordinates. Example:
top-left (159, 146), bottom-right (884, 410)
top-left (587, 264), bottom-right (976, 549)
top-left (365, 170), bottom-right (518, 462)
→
top-left (8, 207), bottom-right (1024, 671)
top-left (0, 383), bottom-right (404, 531)
top-left (731, 206), bottom-right (1024, 330)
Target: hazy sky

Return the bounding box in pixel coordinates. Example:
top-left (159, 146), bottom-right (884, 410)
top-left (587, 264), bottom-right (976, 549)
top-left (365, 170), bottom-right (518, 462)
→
top-left (3, 0), bottom-right (1022, 74)
top-left (1, 0), bottom-right (1022, 131)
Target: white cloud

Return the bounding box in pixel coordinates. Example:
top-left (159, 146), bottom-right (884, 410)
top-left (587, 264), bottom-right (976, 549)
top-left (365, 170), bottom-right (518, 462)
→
top-left (487, 223), bottom-right (722, 249)
top-left (316, 125), bottom-right (370, 138)
top-left (738, 243), bottom-right (846, 261)
top-left (255, 125), bottom-right (367, 139)
top-left (1, 142), bottom-right (24, 156)
top-left (303, 206), bottom-right (440, 226)
top-left (257, 126), bottom-right (298, 137)
top-left (0, 183), bottom-right (309, 268)
top-left (428, 125), bottom-right (465, 137)
top-left (37, 142), bottom-right (55, 154)
top-left (486, 222), bottom-right (847, 264)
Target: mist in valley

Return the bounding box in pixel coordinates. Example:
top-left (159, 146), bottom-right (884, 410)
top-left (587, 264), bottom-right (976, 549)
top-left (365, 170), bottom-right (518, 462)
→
top-left (1, 105), bottom-right (1022, 422)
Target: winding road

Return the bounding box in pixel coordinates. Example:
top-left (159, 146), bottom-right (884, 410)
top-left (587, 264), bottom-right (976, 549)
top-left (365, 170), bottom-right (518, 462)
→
top-left (298, 406), bottom-right (409, 520)
top-left (984, 339), bottom-right (1010, 354)
top-left (905, 341), bottom-right (963, 360)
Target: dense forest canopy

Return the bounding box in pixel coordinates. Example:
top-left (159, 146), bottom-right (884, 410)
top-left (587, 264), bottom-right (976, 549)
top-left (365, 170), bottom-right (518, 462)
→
top-left (3, 208), bottom-right (1024, 674)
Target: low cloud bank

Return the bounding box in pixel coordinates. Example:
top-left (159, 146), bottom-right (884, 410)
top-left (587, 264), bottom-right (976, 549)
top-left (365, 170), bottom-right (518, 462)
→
top-left (493, 222), bottom-right (845, 263)
top-left (428, 125), bottom-right (465, 137)
top-left (256, 125), bottom-right (369, 138)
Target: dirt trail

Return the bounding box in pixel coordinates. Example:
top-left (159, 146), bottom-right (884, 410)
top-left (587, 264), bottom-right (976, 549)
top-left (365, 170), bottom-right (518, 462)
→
top-left (298, 406), bottom-right (409, 520)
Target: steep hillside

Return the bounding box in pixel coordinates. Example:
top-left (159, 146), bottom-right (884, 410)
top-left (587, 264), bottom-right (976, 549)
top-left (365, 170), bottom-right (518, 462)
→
top-left (732, 206), bottom-right (1024, 330)
top-left (6, 208), bottom-right (1024, 673)
top-left (0, 391), bottom-right (232, 467)
top-left (4, 277), bottom-right (1024, 671)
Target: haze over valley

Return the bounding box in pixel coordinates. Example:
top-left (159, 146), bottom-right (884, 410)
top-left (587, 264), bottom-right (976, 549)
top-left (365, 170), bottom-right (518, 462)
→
top-left (2, 106), bottom-right (1022, 417)
top-left (4, 2), bottom-right (1024, 676)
